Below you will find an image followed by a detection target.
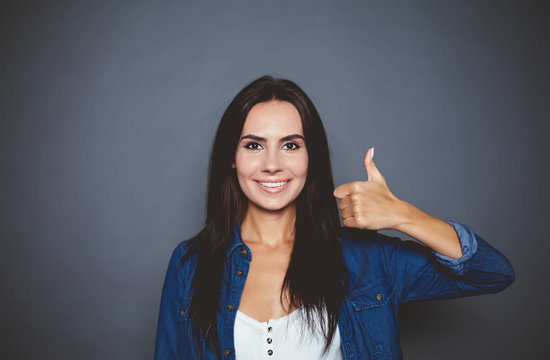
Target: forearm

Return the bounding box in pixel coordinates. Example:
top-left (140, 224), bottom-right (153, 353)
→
top-left (393, 200), bottom-right (463, 259)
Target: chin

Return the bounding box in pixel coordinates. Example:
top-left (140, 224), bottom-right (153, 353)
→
top-left (251, 200), bottom-right (296, 213)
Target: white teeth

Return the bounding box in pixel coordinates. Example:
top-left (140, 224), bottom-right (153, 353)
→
top-left (258, 181), bottom-right (288, 188)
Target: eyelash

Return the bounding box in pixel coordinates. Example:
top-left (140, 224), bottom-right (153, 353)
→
top-left (244, 142), bottom-right (301, 151)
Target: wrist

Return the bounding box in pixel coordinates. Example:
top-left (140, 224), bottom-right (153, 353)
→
top-left (393, 199), bottom-right (416, 232)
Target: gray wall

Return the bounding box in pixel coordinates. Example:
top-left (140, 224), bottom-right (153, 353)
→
top-left (2, 0), bottom-right (548, 359)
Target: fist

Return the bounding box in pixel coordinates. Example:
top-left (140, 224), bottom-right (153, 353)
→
top-left (333, 148), bottom-right (405, 230)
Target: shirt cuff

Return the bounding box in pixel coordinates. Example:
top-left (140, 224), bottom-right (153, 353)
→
top-left (432, 220), bottom-right (478, 275)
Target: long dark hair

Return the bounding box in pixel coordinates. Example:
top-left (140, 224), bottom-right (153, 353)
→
top-left (183, 75), bottom-right (347, 356)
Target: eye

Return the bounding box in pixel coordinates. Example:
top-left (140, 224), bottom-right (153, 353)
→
top-left (283, 142), bottom-right (301, 151)
top-left (244, 142), bottom-right (262, 150)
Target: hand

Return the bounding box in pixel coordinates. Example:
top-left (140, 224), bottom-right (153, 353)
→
top-left (333, 148), bottom-right (406, 230)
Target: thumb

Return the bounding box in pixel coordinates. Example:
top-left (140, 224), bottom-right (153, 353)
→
top-left (363, 147), bottom-right (383, 182)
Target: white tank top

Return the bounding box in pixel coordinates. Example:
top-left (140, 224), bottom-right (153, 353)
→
top-left (234, 305), bottom-right (344, 360)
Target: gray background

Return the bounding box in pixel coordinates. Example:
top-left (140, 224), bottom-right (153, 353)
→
top-left (1, 0), bottom-right (548, 359)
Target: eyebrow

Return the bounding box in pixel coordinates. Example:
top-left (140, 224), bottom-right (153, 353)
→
top-left (240, 134), bottom-right (305, 142)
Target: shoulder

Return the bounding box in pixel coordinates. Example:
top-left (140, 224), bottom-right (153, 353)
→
top-left (164, 235), bottom-right (201, 278)
top-left (338, 227), bottom-right (402, 261)
top-left (337, 227), bottom-right (402, 288)
top-left (174, 236), bottom-right (199, 258)
top-left (338, 226), bottom-right (432, 268)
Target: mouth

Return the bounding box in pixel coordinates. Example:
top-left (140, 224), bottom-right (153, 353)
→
top-left (255, 180), bottom-right (291, 194)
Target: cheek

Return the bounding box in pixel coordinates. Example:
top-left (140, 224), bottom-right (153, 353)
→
top-left (234, 153), bottom-right (260, 176)
top-left (288, 156), bottom-right (309, 179)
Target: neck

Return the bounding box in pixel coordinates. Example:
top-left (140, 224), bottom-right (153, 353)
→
top-left (240, 203), bottom-right (296, 248)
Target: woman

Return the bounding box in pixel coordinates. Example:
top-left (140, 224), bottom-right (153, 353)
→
top-left (154, 76), bottom-right (515, 359)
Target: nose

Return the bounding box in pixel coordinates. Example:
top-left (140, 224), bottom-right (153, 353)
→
top-left (261, 148), bottom-right (283, 173)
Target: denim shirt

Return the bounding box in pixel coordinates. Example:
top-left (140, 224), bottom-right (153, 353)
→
top-left (154, 221), bottom-right (515, 359)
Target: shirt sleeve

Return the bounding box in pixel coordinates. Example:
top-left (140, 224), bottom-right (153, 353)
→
top-left (431, 220), bottom-right (478, 276)
top-left (386, 221), bottom-right (515, 304)
top-left (154, 244), bottom-right (184, 360)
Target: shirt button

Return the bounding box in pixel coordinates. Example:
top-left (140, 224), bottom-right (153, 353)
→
top-left (227, 304), bottom-right (234, 311)
top-left (240, 248), bottom-right (248, 255)
top-left (267, 326), bottom-right (272, 332)
top-left (267, 338), bottom-right (272, 344)
top-left (224, 349), bottom-right (231, 356)
top-left (236, 270), bottom-right (243, 276)
top-left (376, 293), bottom-right (383, 301)
top-left (267, 349), bottom-right (273, 356)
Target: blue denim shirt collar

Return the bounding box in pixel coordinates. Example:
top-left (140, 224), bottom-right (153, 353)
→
top-left (226, 221), bottom-right (249, 260)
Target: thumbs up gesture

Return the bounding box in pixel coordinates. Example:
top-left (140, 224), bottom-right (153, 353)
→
top-left (333, 148), bottom-right (406, 230)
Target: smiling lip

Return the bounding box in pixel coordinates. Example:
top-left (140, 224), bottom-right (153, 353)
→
top-left (255, 180), bottom-right (291, 194)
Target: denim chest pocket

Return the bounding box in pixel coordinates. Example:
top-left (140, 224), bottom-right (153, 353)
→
top-left (349, 277), bottom-right (402, 359)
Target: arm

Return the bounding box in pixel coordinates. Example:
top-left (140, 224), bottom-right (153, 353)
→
top-left (387, 220), bottom-right (515, 303)
top-left (334, 148), bottom-right (515, 300)
top-left (334, 147), bottom-right (471, 258)
top-left (154, 245), bottom-right (183, 360)
top-left (394, 201), bottom-right (463, 259)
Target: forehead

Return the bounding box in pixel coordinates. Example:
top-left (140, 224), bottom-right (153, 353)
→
top-left (242, 101), bottom-right (303, 135)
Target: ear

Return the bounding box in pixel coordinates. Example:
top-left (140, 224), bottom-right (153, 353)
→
top-left (231, 162), bottom-right (236, 169)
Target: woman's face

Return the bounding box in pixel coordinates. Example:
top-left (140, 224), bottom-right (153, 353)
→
top-left (233, 100), bottom-right (309, 213)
